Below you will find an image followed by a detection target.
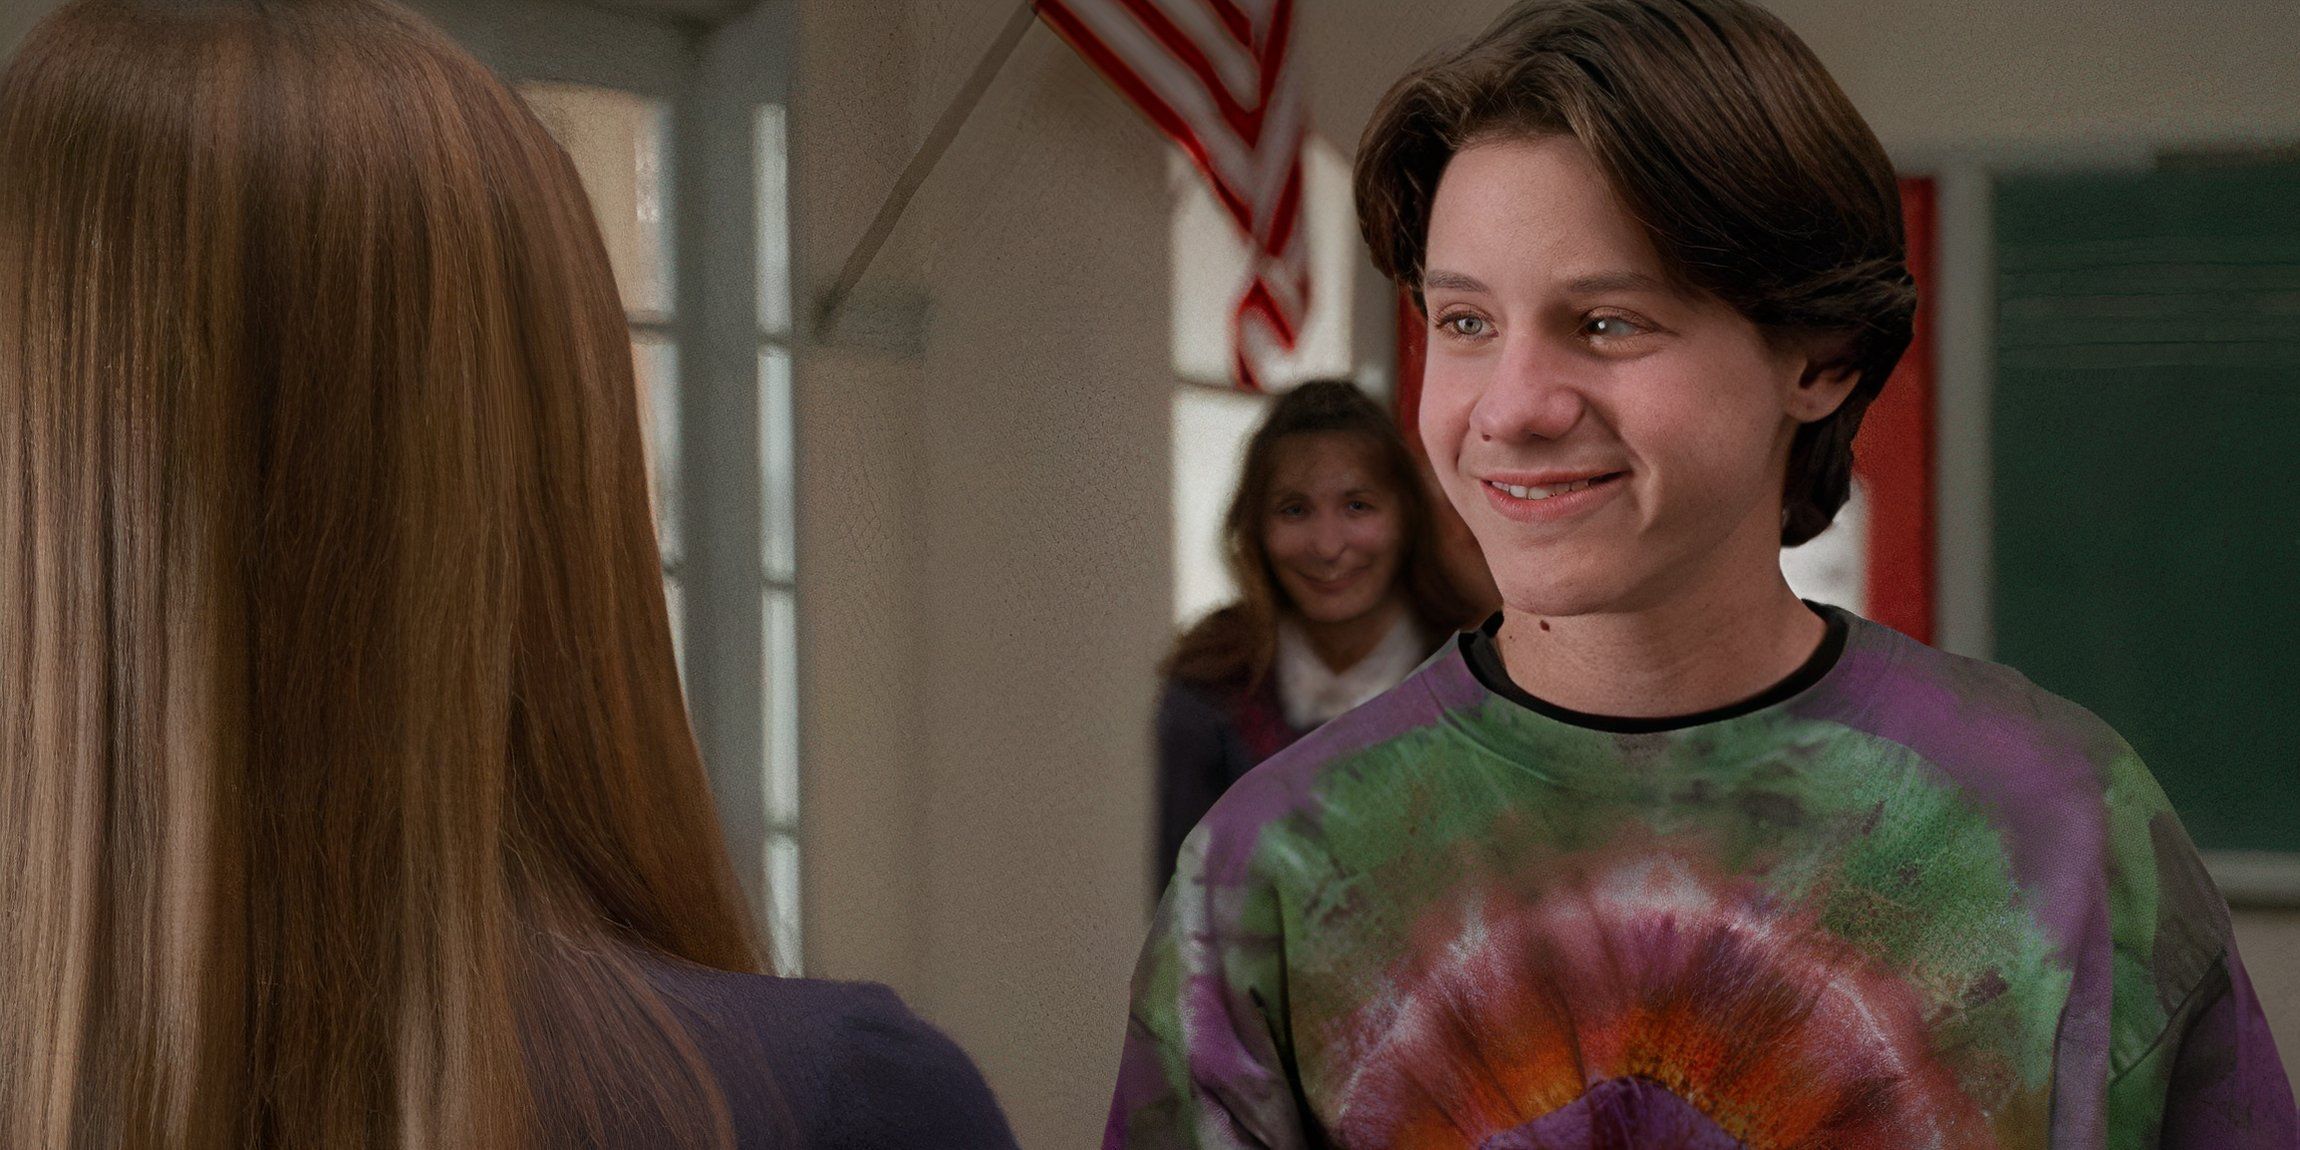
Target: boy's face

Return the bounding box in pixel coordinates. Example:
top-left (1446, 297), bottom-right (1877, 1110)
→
top-left (1417, 134), bottom-right (1855, 619)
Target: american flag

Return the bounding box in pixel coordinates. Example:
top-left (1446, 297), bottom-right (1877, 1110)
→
top-left (1037, 0), bottom-right (1309, 391)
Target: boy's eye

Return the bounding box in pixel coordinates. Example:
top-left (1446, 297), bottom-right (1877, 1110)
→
top-left (1438, 314), bottom-right (1490, 338)
top-left (1585, 314), bottom-right (1646, 339)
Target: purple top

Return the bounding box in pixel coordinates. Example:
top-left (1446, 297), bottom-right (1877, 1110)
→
top-left (632, 957), bottom-right (1020, 1149)
top-left (1105, 607), bottom-right (2295, 1148)
top-left (1155, 674), bottom-right (1309, 890)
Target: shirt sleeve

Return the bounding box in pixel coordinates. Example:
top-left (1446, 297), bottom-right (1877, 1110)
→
top-left (2107, 943), bottom-right (2297, 1148)
top-left (812, 983), bottom-right (1021, 1150)
top-left (1104, 822), bottom-right (1310, 1150)
top-left (2099, 744), bottom-right (2298, 1148)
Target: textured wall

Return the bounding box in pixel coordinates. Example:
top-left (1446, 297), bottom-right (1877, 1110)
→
top-left (793, 4), bottom-right (1171, 1146)
top-left (790, 0), bottom-right (936, 1021)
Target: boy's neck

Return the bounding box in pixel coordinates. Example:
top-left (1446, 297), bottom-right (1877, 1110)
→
top-left (1493, 572), bottom-right (1827, 721)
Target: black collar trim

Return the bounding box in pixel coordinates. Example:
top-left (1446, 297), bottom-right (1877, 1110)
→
top-left (1460, 603), bottom-right (1850, 734)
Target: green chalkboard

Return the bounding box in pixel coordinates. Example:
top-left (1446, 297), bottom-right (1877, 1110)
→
top-left (1993, 163), bottom-right (2300, 854)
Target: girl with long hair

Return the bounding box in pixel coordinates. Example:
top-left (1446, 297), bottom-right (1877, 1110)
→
top-left (0, 1), bottom-right (1015, 1146)
top-left (1154, 380), bottom-right (1485, 886)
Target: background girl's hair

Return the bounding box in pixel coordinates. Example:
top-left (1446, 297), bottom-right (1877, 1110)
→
top-left (1352, 0), bottom-right (1916, 546)
top-left (1164, 380), bottom-right (1481, 689)
top-left (0, 0), bottom-right (763, 1144)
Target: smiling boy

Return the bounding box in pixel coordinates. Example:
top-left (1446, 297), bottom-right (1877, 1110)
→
top-left (1103, 1), bottom-right (2295, 1147)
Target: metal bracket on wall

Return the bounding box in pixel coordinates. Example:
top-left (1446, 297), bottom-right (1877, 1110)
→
top-left (812, 0), bottom-right (1035, 348)
top-left (809, 283), bottom-right (931, 358)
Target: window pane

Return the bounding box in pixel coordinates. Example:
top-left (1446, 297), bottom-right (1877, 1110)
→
top-left (761, 347), bottom-right (795, 583)
top-left (764, 585), bottom-right (799, 828)
top-left (1780, 477), bottom-right (1868, 615)
top-left (662, 574), bottom-right (686, 686)
top-left (633, 335), bottom-right (682, 565)
top-left (522, 83), bottom-right (674, 321)
top-left (756, 105), bottom-right (792, 337)
top-left (766, 833), bottom-right (802, 976)
top-left (1168, 136), bottom-right (1355, 389)
top-left (1171, 384), bottom-right (1274, 626)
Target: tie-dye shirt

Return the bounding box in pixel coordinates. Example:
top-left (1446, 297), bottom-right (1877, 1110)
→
top-left (1105, 607), bottom-right (2295, 1149)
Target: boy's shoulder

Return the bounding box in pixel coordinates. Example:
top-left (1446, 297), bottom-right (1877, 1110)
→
top-left (1868, 631), bottom-right (2246, 1076)
top-left (1843, 619), bottom-right (2227, 950)
top-left (1844, 615), bottom-right (2141, 788)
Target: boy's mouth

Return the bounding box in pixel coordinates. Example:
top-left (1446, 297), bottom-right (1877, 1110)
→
top-left (1484, 471), bottom-right (1628, 501)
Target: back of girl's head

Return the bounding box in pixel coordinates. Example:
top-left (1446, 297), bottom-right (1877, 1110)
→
top-left (0, 1), bottom-right (759, 1145)
top-left (1353, 0), bottom-right (1915, 546)
top-left (1166, 380), bottom-right (1478, 688)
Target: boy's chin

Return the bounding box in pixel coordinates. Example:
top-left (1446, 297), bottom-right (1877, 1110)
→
top-left (1493, 565), bottom-right (1647, 620)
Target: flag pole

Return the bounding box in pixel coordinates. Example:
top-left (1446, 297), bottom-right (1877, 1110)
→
top-left (813, 0), bottom-right (1039, 342)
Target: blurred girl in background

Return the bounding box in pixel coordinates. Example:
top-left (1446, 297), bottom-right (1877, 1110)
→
top-left (1153, 380), bottom-right (1489, 888)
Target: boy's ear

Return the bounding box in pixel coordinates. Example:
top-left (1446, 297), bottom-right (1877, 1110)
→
top-left (1787, 337), bottom-right (1862, 424)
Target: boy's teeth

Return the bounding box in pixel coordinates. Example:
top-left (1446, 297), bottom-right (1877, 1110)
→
top-left (1500, 478), bottom-right (1597, 500)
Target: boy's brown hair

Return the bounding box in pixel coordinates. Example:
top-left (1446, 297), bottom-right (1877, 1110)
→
top-left (1354, 0), bottom-right (1915, 546)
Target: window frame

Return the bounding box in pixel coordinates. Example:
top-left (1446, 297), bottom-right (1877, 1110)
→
top-left (443, 0), bottom-right (805, 972)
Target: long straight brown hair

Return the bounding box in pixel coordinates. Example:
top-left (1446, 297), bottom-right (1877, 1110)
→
top-left (0, 0), bottom-right (764, 1146)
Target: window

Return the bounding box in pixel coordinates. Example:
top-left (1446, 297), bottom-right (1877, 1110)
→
top-left (523, 84), bottom-right (803, 974)
top-left (757, 104), bottom-right (801, 977)
top-left (520, 84), bottom-right (685, 660)
top-left (1170, 386), bottom-right (1270, 626)
top-left (1168, 136), bottom-right (1356, 388)
top-left (1169, 135), bottom-right (1369, 625)
top-left (1780, 479), bottom-right (1869, 615)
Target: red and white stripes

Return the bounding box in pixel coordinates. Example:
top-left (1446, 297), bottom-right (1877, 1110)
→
top-left (1038, 0), bottom-right (1309, 390)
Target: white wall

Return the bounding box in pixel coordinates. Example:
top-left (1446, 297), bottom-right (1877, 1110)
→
top-left (2241, 912), bottom-right (2300, 1060)
top-left (1768, 0), bottom-right (2300, 165)
top-left (790, 0), bottom-right (938, 1015)
top-left (793, 3), bottom-right (1169, 1144)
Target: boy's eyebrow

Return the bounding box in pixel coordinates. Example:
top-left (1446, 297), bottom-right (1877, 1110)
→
top-left (1421, 269), bottom-right (1490, 294)
top-left (1422, 268), bottom-right (1671, 296)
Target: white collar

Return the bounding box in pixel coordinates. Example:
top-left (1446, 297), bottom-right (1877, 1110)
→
top-left (1275, 610), bottom-right (1426, 731)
